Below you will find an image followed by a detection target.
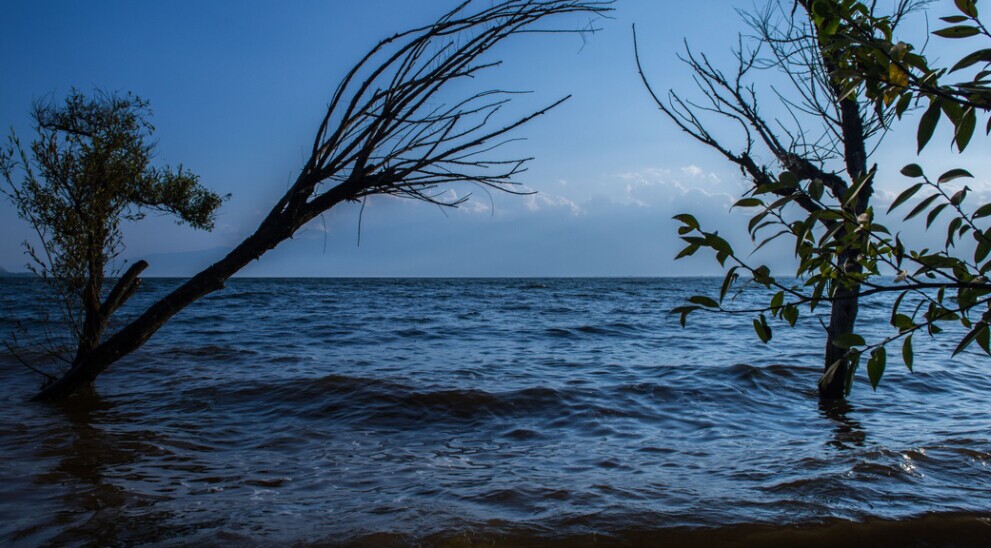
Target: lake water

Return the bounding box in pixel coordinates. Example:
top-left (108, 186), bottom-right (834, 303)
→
top-left (1, 277), bottom-right (990, 545)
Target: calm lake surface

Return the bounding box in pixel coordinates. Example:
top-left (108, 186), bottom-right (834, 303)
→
top-left (1, 277), bottom-right (990, 546)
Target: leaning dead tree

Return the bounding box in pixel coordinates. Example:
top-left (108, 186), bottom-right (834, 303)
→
top-left (636, 0), bottom-right (924, 399)
top-left (27, 0), bottom-right (611, 401)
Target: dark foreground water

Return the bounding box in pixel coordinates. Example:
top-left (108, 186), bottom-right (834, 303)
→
top-left (1, 277), bottom-right (990, 546)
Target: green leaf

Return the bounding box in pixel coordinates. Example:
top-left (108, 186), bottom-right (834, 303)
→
top-left (953, 323), bottom-right (987, 356)
top-left (732, 198), bottom-right (763, 209)
top-left (811, 1), bottom-right (832, 18)
top-left (823, 16), bottom-right (841, 36)
top-left (976, 236), bottom-right (991, 264)
top-left (900, 164), bottom-right (924, 178)
top-left (706, 233), bottom-right (733, 256)
top-left (954, 0), bottom-right (978, 18)
top-left (778, 171), bottom-right (799, 187)
top-left (782, 305), bottom-right (799, 327)
top-left (917, 101), bottom-right (941, 152)
top-left (809, 179), bottom-right (824, 201)
top-left (819, 358), bottom-right (843, 392)
top-left (888, 182), bottom-right (923, 213)
top-left (719, 266), bottom-right (739, 304)
top-left (895, 91), bottom-right (913, 118)
top-left (748, 210), bottom-right (771, 236)
top-left (844, 351), bottom-right (862, 397)
top-left (950, 48), bottom-right (991, 72)
top-left (688, 295), bottom-right (719, 308)
top-left (832, 333), bottom-right (866, 349)
top-left (943, 99), bottom-right (964, 124)
top-left (842, 170), bottom-right (874, 208)
top-left (892, 313), bottom-right (914, 331)
top-left (671, 305), bottom-right (701, 328)
top-left (904, 193), bottom-right (939, 221)
top-left (753, 313), bottom-right (772, 343)
top-left (951, 187), bottom-right (968, 206)
top-left (973, 204), bottom-right (991, 219)
top-left (810, 279), bottom-right (826, 312)
top-left (868, 347), bottom-right (887, 390)
top-left (926, 203), bottom-right (949, 228)
top-left (955, 108), bottom-right (977, 151)
top-left (903, 335), bottom-right (914, 371)
top-left (673, 214), bottom-right (699, 230)
top-left (753, 229), bottom-right (791, 254)
top-left (675, 243), bottom-right (700, 260)
top-left (770, 291), bottom-right (784, 312)
top-left (947, 217), bottom-right (963, 248)
top-left (939, 168), bottom-right (974, 184)
top-left (753, 265), bottom-right (773, 285)
top-left (978, 324), bottom-right (991, 356)
top-left (891, 290), bottom-right (907, 320)
top-left (933, 25), bottom-right (981, 39)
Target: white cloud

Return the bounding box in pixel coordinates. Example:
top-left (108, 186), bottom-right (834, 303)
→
top-left (679, 164), bottom-right (723, 184)
top-left (681, 164), bottom-right (703, 178)
top-left (611, 167), bottom-right (735, 209)
top-left (524, 192), bottom-right (583, 215)
top-left (460, 198), bottom-right (491, 214)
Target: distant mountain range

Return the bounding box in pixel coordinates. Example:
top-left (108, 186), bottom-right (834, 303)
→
top-left (0, 266), bottom-right (32, 277)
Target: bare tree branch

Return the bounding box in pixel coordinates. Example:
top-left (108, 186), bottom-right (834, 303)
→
top-left (30, 0), bottom-right (613, 401)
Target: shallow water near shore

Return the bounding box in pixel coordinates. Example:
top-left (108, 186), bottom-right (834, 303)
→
top-left (1, 277), bottom-right (990, 546)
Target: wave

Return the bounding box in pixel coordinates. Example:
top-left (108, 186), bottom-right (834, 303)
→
top-left (170, 363), bottom-right (833, 430)
top-left (542, 322), bottom-right (645, 339)
top-left (157, 345), bottom-right (259, 359)
top-left (519, 282), bottom-right (548, 290)
top-left (7, 278), bottom-right (991, 545)
top-left (194, 376), bottom-right (579, 425)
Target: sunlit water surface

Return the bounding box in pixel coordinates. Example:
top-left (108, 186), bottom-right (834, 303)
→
top-left (1, 278), bottom-right (990, 546)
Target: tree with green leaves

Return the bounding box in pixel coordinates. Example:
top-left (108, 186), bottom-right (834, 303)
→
top-left (798, 0), bottom-right (991, 379)
top-left (815, 0), bottom-right (991, 152)
top-left (636, 0), bottom-right (930, 399)
top-left (640, 0), bottom-right (991, 400)
top-left (2, 91), bottom-right (224, 381)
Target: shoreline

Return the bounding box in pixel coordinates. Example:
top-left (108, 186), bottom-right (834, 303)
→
top-left (340, 512), bottom-right (991, 547)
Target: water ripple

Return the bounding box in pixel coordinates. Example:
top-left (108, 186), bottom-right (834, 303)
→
top-left (1, 277), bottom-right (990, 545)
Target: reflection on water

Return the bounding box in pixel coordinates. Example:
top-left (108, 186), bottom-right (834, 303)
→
top-left (29, 395), bottom-right (177, 545)
top-left (0, 277), bottom-right (990, 545)
top-left (820, 399), bottom-right (867, 451)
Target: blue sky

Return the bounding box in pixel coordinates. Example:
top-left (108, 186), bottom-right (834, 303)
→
top-left (1, 0), bottom-right (987, 276)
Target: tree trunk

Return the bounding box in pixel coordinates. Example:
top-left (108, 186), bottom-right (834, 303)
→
top-left (74, 235), bottom-right (106, 363)
top-left (820, 258), bottom-right (861, 399)
top-left (818, 87), bottom-right (870, 399)
top-left (31, 211), bottom-right (298, 401)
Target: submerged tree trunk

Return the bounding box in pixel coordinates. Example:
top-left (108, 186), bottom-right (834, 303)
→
top-left (820, 264), bottom-right (861, 399)
top-left (818, 77), bottom-right (871, 400)
top-left (33, 207), bottom-right (304, 401)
